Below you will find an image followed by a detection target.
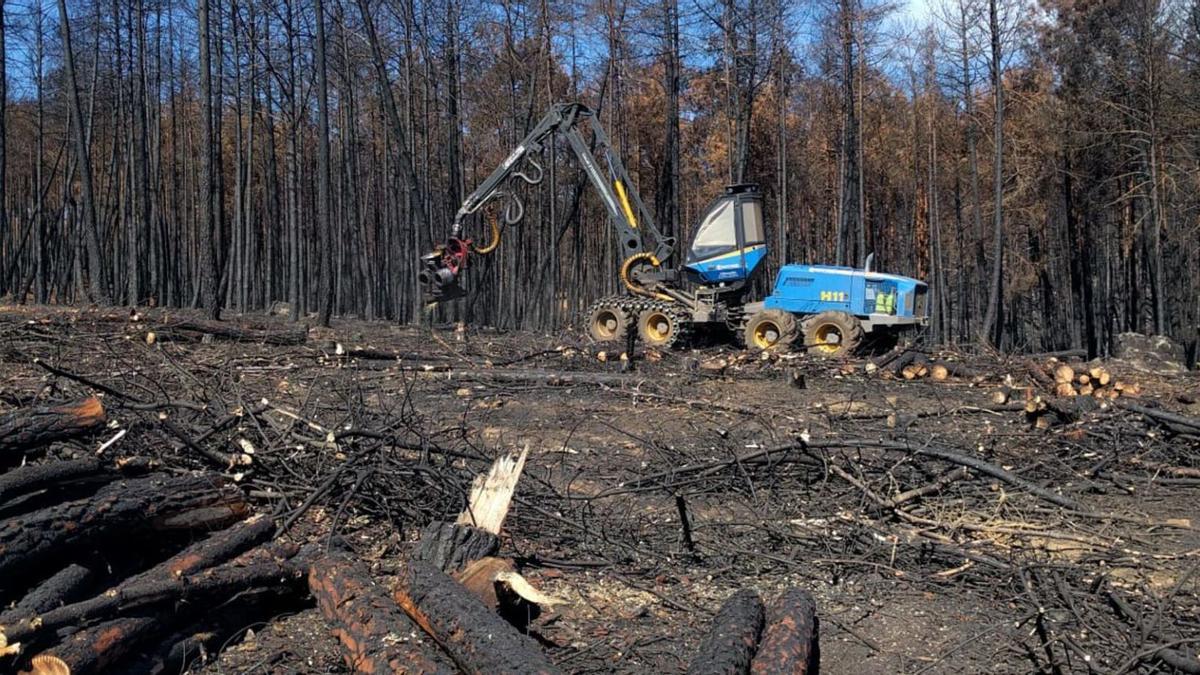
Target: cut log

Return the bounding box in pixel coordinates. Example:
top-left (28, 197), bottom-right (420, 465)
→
top-left (391, 558), bottom-right (561, 675)
top-left (0, 473), bottom-right (248, 580)
top-left (1053, 364), bottom-right (1075, 384)
top-left (1054, 383), bottom-right (1076, 398)
top-left (0, 565), bottom-right (93, 624)
top-left (153, 320), bottom-right (307, 346)
top-left (0, 398), bottom-right (106, 464)
top-left (930, 364), bottom-right (949, 381)
top-left (18, 654), bottom-right (70, 675)
top-left (687, 588), bottom-right (766, 675)
top-left (750, 588), bottom-right (819, 675)
top-left (309, 553), bottom-right (456, 675)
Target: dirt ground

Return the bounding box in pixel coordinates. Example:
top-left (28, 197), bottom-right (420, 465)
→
top-left (2, 305), bottom-right (1199, 674)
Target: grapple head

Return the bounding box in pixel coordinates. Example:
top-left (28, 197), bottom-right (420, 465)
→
top-left (419, 238), bottom-right (471, 303)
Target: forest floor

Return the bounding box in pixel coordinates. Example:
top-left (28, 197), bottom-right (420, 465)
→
top-left (2, 305), bottom-right (1200, 674)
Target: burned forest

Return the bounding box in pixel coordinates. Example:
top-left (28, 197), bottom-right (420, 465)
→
top-left (1, 0), bottom-right (1200, 673)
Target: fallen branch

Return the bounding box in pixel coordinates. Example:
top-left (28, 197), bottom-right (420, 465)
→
top-left (153, 319), bottom-right (307, 346)
top-left (417, 368), bottom-right (648, 388)
top-left (1119, 401), bottom-right (1200, 433)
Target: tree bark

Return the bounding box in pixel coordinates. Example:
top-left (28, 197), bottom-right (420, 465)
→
top-left (750, 588), bottom-right (819, 674)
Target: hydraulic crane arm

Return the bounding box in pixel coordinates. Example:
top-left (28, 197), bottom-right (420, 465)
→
top-left (420, 102), bottom-right (676, 301)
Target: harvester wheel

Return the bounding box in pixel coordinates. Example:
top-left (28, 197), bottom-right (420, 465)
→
top-left (802, 311), bottom-right (863, 358)
top-left (637, 308), bottom-right (682, 348)
top-left (587, 304), bottom-right (630, 343)
top-left (743, 310), bottom-right (798, 351)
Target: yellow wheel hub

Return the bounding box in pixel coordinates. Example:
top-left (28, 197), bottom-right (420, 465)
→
top-left (813, 323), bottom-right (843, 354)
top-left (592, 310), bottom-right (621, 339)
top-left (643, 312), bottom-right (672, 343)
top-left (752, 321), bottom-right (782, 349)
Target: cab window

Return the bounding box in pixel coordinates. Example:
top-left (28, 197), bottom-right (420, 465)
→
top-left (742, 201), bottom-right (764, 245)
top-left (689, 200), bottom-right (737, 261)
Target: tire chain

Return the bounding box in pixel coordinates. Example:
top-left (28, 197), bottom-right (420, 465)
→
top-left (583, 295), bottom-right (692, 348)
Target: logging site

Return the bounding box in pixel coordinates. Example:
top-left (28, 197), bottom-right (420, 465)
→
top-left (3, 0), bottom-right (1200, 672)
top-left (1, 307), bottom-right (1198, 674)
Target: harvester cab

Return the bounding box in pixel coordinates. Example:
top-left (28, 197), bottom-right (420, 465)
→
top-left (684, 184), bottom-right (768, 286)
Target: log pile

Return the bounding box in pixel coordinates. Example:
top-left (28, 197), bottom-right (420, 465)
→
top-left (0, 400), bottom-right (310, 675)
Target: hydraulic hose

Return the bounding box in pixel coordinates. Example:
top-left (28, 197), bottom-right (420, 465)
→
top-left (472, 216), bottom-right (502, 255)
top-left (620, 252), bottom-right (673, 301)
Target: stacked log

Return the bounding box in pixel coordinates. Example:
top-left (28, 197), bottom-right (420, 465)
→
top-left (1043, 361), bottom-right (1139, 400)
top-left (0, 398), bottom-right (309, 674)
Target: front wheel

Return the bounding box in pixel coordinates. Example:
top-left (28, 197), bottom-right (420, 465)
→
top-left (743, 309), bottom-right (799, 351)
top-left (802, 311), bottom-right (863, 358)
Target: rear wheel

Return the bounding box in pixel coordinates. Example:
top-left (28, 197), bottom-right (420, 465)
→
top-left (587, 304), bottom-right (630, 343)
top-left (743, 309), bottom-right (798, 351)
top-left (637, 308), bottom-right (681, 348)
top-left (802, 311), bottom-right (863, 358)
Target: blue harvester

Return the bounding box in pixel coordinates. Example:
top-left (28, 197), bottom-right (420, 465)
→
top-left (421, 103), bottom-right (928, 356)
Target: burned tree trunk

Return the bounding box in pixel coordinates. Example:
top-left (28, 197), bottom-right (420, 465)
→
top-left (0, 398), bottom-right (106, 461)
top-left (0, 458), bottom-right (103, 503)
top-left (687, 589), bottom-right (766, 675)
top-left (750, 589), bottom-right (819, 674)
top-left (309, 553), bottom-right (455, 674)
top-left (392, 558), bottom-right (561, 675)
top-left (0, 473), bottom-right (248, 579)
